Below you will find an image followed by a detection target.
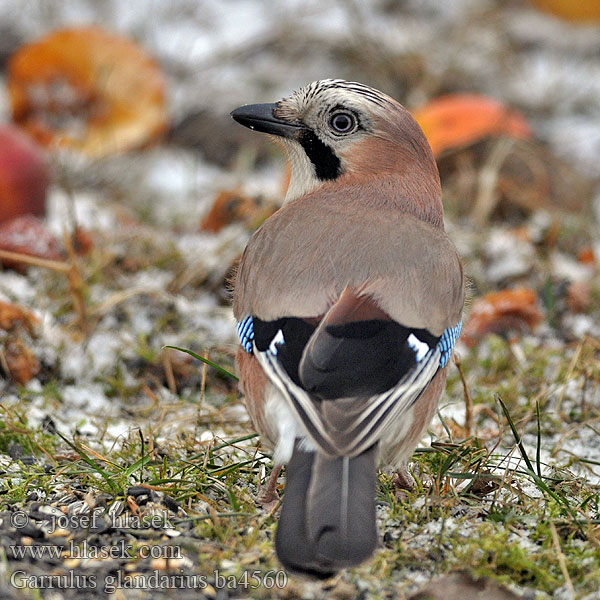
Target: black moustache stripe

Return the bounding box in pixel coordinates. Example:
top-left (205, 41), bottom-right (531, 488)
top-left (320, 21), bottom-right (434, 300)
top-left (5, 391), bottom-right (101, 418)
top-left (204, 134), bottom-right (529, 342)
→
top-left (298, 130), bottom-right (342, 181)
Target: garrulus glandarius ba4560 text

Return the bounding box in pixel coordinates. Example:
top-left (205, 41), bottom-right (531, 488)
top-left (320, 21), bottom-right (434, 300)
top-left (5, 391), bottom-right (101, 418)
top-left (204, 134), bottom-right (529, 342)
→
top-left (230, 79), bottom-right (464, 578)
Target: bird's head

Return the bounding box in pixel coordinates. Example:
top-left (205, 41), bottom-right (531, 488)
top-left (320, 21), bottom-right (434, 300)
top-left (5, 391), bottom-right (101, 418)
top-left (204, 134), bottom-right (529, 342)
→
top-left (231, 79), bottom-right (440, 205)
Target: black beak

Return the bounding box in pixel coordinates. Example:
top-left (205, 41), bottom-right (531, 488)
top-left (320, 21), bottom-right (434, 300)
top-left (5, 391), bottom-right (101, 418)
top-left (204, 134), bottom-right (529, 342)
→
top-left (231, 103), bottom-right (303, 138)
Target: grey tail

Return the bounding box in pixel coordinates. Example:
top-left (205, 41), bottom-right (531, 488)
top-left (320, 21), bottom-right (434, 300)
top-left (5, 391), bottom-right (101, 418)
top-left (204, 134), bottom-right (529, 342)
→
top-left (275, 442), bottom-right (378, 578)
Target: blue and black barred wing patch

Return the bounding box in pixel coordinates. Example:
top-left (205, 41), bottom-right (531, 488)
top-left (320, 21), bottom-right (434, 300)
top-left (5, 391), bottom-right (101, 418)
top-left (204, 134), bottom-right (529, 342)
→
top-left (236, 316), bottom-right (255, 353)
top-left (438, 321), bottom-right (462, 368)
top-left (406, 320), bottom-right (461, 368)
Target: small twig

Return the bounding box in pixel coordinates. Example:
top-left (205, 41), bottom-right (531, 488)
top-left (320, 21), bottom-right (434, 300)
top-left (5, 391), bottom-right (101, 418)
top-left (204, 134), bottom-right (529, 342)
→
top-left (90, 288), bottom-right (168, 317)
top-left (63, 230), bottom-right (89, 335)
top-left (55, 161), bottom-right (79, 237)
top-left (471, 137), bottom-right (515, 225)
top-left (0, 249), bottom-right (71, 273)
top-left (162, 348), bottom-right (177, 395)
top-left (203, 438), bottom-right (214, 471)
top-left (454, 353), bottom-right (472, 437)
top-left (146, 425), bottom-right (155, 456)
top-left (142, 385), bottom-right (161, 409)
top-left (556, 336), bottom-right (586, 416)
top-left (550, 522), bottom-right (575, 600)
top-left (0, 348), bottom-right (11, 380)
top-left (167, 263), bottom-right (209, 294)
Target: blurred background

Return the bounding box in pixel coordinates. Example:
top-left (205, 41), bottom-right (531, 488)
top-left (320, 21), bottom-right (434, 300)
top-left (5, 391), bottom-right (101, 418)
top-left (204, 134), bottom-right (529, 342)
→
top-left (0, 1), bottom-right (599, 598)
top-left (1, 0), bottom-right (600, 219)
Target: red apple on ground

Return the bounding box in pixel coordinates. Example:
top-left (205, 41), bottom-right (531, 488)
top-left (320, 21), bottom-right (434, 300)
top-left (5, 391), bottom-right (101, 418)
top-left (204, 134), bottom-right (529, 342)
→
top-left (0, 124), bottom-right (50, 224)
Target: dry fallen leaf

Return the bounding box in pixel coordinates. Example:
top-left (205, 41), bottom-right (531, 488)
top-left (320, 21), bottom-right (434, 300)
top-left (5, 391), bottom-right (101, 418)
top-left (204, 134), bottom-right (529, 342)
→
top-left (566, 280), bottom-right (592, 314)
top-left (7, 26), bottom-right (168, 157)
top-left (126, 496), bottom-right (140, 517)
top-left (3, 338), bottom-right (40, 385)
top-left (577, 247), bottom-right (596, 265)
top-left (0, 302), bottom-right (40, 385)
top-left (0, 301), bottom-right (39, 334)
top-left (0, 124), bottom-right (49, 224)
top-left (462, 288), bottom-right (544, 347)
top-left (200, 189), bottom-right (275, 233)
top-left (530, 0), bottom-right (600, 22)
top-left (412, 94), bottom-right (531, 158)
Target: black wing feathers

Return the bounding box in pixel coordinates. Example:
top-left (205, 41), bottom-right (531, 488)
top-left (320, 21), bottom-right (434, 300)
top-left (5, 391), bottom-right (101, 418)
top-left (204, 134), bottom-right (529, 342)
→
top-left (253, 317), bottom-right (316, 388)
top-left (300, 320), bottom-right (438, 399)
top-left (255, 315), bottom-right (440, 400)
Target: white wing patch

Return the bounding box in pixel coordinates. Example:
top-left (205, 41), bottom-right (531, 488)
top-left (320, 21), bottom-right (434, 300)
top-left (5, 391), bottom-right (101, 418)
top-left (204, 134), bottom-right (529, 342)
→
top-left (407, 333), bottom-right (430, 362)
top-left (269, 329), bottom-right (285, 355)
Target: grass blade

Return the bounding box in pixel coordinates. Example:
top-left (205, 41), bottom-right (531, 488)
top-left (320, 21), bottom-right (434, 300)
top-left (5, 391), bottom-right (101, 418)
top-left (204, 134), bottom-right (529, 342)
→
top-left (536, 400), bottom-right (542, 479)
top-left (124, 455), bottom-right (151, 480)
top-left (165, 346), bottom-right (238, 381)
top-left (496, 395), bottom-right (535, 474)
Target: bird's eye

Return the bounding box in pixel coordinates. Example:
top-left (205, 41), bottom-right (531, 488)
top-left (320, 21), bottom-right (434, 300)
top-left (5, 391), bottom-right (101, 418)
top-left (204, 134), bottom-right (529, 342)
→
top-left (329, 111), bottom-right (357, 134)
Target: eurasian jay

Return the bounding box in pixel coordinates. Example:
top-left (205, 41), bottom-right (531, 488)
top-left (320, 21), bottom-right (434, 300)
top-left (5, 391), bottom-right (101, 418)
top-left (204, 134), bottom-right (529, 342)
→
top-left (230, 79), bottom-right (464, 578)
